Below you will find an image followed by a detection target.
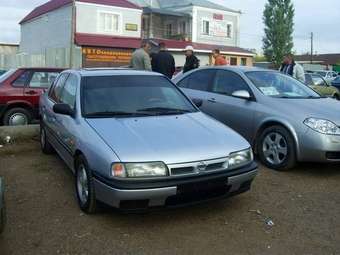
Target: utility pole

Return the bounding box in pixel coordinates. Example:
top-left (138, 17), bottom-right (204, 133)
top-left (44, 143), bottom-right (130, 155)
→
top-left (310, 32), bottom-right (314, 64)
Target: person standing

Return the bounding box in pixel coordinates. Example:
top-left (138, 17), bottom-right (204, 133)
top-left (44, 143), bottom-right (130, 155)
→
top-left (130, 41), bottom-right (152, 71)
top-left (151, 42), bottom-right (176, 79)
top-left (183, 46), bottom-right (199, 73)
top-left (279, 54), bottom-right (305, 83)
top-left (212, 49), bottom-right (227, 66)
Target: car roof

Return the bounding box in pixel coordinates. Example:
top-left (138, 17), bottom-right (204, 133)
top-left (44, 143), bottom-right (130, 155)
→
top-left (18, 67), bottom-right (65, 71)
top-left (66, 68), bottom-right (164, 77)
top-left (183, 66), bottom-right (276, 75)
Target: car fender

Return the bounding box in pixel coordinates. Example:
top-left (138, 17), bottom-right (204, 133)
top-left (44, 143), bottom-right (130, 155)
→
top-left (5, 100), bottom-right (34, 110)
top-left (254, 117), bottom-right (302, 158)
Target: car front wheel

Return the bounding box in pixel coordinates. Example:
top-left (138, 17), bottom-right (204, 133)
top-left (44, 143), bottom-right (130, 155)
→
top-left (75, 155), bottom-right (97, 214)
top-left (257, 125), bottom-right (296, 171)
top-left (40, 124), bottom-right (54, 154)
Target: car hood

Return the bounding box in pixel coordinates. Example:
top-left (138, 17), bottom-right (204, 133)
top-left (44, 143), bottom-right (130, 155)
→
top-left (86, 112), bottom-right (250, 164)
top-left (267, 97), bottom-right (340, 125)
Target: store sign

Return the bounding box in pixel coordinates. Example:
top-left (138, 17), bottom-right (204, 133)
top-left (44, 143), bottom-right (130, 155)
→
top-left (82, 47), bottom-right (133, 67)
top-left (213, 13), bottom-right (223, 20)
top-left (125, 23), bottom-right (138, 31)
top-left (206, 19), bottom-right (231, 38)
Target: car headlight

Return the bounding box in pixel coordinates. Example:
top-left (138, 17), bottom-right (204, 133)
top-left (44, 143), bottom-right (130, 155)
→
top-left (111, 162), bottom-right (169, 178)
top-left (304, 118), bottom-right (340, 135)
top-left (228, 148), bottom-right (253, 169)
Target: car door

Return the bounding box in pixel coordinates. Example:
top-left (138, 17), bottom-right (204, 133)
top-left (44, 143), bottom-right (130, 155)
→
top-left (24, 70), bottom-right (60, 109)
top-left (7, 70), bottom-right (31, 102)
top-left (203, 70), bottom-right (257, 141)
top-left (176, 69), bottom-right (216, 106)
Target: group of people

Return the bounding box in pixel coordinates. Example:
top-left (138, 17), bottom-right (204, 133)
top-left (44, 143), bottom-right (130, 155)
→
top-left (130, 41), bottom-right (229, 79)
top-left (130, 41), bottom-right (306, 83)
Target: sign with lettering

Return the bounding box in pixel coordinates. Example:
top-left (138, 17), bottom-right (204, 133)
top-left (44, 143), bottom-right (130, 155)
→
top-left (125, 23), bottom-right (138, 31)
top-left (82, 47), bottom-right (133, 67)
top-left (213, 14), bottom-right (223, 20)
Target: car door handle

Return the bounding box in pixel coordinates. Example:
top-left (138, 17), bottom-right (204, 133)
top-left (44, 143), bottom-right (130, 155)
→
top-left (208, 98), bottom-right (216, 103)
top-left (25, 90), bottom-right (38, 95)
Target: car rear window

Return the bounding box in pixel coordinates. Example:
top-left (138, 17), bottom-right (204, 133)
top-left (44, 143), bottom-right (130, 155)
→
top-left (82, 75), bottom-right (196, 116)
top-left (0, 69), bottom-right (16, 84)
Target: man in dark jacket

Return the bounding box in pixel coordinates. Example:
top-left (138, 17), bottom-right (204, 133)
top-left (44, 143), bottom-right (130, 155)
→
top-left (183, 46), bottom-right (199, 73)
top-left (151, 42), bottom-right (176, 79)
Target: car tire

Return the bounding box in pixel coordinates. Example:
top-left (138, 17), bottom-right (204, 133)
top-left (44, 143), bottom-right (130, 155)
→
top-left (3, 107), bottom-right (32, 126)
top-left (75, 155), bottom-right (97, 214)
top-left (40, 124), bottom-right (54, 154)
top-left (257, 125), bottom-right (296, 171)
top-left (0, 178), bottom-right (6, 234)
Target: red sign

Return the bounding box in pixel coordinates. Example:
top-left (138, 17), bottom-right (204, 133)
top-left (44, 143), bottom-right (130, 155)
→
top-left (213, 14), bottom-right (224, 20)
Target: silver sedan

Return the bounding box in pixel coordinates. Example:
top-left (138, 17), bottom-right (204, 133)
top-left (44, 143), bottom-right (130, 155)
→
top-left (173, 66), bottom-right (340, 170)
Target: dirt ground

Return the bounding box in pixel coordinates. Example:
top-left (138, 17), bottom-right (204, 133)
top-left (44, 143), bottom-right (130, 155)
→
top-left (0, 140), bottom-right (339, 255)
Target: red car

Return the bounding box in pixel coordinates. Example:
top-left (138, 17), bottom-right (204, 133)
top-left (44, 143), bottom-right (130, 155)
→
top-left (0, 68), bottom-right (64, 126)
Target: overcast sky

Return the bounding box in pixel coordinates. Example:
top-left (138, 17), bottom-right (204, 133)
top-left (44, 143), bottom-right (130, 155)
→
top-left (0, 0), bottom-right (339, 54)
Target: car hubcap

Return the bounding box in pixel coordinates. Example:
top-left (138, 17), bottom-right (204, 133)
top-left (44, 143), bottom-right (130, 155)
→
top-left (77, 165), bottom-right (89, 205)
top-left (263, 132), bottom-right (288, 165)
top-left (9, 113), bottom-right (28, 126)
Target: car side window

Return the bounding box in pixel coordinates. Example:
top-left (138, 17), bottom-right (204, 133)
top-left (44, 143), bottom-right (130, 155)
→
top-left (12, 71), bottom-right (30, 87)
top-left (49, 73), bottom-right (69, 102)
top-left (311, 75), bottom-right (326, 86)
top-left (305, 74), bottom-right (313, 85)
top-left (212, 70), bottom-right (251, 96)
top-left (29, 71), bottom-right (59, 88)
top-left (59, 74), bottom-right (78, 110)
top-left (181, 70), bottom-right (216, 92)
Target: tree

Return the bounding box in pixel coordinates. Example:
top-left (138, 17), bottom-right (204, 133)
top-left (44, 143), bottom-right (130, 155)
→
top-left (263, 0), bottom-right (295, 67)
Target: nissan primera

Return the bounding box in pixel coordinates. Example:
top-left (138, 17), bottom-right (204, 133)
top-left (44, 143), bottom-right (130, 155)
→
top-left (39, 69), bottom-right (257, 213)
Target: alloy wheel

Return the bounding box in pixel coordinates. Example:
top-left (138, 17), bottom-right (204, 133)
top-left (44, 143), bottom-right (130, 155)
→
top-left (77, 165), bottom-right (89, 205)
top-left (262, 132), bottom-right (288, 165)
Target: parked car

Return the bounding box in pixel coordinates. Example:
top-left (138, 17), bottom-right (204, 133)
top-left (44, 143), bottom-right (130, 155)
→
top-left (173, 66), bottom-right (340, 171)
top-left (314, 70), bottom-right (338, 85)
top-left (331, 76), bottom-right (340, 90)
top-left (0, 177), bottom-right (5, 234)
top-left (39, 69), bottom-right (257, 213)
top-left (0, 68), bottom-right (63, 126)
top-left (305, 73), bottom-right (340, 100)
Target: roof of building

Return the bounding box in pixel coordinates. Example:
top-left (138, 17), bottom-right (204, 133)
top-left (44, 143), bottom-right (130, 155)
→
top-left (20, 0), bottom-right (141, 24)
top-left (75, 33), bottom-right (142, 49)
top-left (143, 7), bottom-right (190, 17)
top-left (294, 54), bottom-right (340, 66)
top-left (150, 38), bottom-right (255, 56)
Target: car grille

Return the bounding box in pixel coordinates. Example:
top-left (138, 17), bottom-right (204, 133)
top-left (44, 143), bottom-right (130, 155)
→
top-left (168, 157), bottom-right (228, 177)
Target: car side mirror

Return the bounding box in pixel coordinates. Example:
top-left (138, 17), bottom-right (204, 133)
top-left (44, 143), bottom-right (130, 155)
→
top-left (53, 103), bottom-right (74, 117)
top-left (192, 98), bottom-right (203, 108)
top-left (232, 90), bottom-right (251, 100)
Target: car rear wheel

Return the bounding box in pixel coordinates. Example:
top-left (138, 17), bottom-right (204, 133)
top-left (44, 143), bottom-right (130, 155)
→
top-left (75, 155), bottom-right (97, 214)
top-left (257, 125), bottom-right (296, 171)
top-left (3, 107), bottom-right (32, 126)
top-left (40, 124), bottom-right (54, 154)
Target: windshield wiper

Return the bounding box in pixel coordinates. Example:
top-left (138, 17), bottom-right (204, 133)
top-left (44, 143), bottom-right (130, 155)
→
top-left (85, 111), bottom-right (152, 118)
top-left (137, 107), bottom-right (192, 115)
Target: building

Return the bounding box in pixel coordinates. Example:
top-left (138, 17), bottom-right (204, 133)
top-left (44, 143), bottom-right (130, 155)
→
top-left (18, 0), bottom-right (254, 68)
top-left (294, 54), bottom-right (340, 72)
top-left (131, 0), bottom-right (255, 66)
top-left (0, 43), bottom-right (19, 55)
top-left (20, 0), bottom-right (142, 68)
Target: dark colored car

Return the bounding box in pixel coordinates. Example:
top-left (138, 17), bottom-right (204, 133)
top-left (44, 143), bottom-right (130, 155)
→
top-left (332, 76), bottom-right (340, 90)
top-left (0, 177), bottom-right (5, 234)
top-left (0, 68), bottom-right (63, 126)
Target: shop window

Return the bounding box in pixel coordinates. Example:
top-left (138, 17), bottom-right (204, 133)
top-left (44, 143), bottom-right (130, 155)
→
top-left (230, 57), bottom-right (238, 66)
top-left (98, 12), bottom-right (120, 33)
top-left (227, 24), bottom-right (232, 38)
top-left (180, 21), bottom-right (186, 34)
top-left (241, 58), bottom-right (247, 66)
top-left (202, 20), bottom-right (210, 35)
top-left (166, 23), bottom-right (173, 36)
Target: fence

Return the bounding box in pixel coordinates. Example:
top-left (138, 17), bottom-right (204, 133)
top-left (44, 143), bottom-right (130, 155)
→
top-left (0, 47), bottom-right (82, 70)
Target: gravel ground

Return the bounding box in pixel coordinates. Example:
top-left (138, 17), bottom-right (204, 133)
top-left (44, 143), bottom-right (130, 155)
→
top-left (0, 141), bottom-right (339, 255)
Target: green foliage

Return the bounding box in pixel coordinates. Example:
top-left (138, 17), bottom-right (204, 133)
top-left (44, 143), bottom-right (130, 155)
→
top-left (263, 0), bottom-right (295, 67)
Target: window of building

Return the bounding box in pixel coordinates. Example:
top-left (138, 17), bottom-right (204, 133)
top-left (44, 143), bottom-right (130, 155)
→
top-left (166, 23), bottom-right (173, 36)
top-left (98, 12), bottom-right (120, 33)
top-left (241, 58), bottom-right (247, 66)
top-left (180, 21), bottom-right (186, 34)
top-left (230, 57), bottom-right (238, 66)
top-left (227, 24), bottom-right (232, 38)
top-left (202, 20), bottom-right (210, 35)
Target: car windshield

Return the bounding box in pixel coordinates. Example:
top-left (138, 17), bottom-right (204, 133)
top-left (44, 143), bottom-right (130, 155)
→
top-left (0, 69), bottom-right (16, 83)
top-left (316, 71), bottom-right (327, 77)
top-left (246, 71), bottom-right (321, 98)
top-left (82, 75), bottom-right (197, 117)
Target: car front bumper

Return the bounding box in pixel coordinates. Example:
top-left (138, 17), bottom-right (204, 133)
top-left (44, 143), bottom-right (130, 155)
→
top-left (93, 162), bottom-right (258, 210)
top-left (298, 128), bottom-right (340, 162)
